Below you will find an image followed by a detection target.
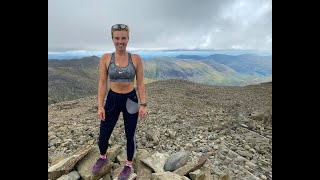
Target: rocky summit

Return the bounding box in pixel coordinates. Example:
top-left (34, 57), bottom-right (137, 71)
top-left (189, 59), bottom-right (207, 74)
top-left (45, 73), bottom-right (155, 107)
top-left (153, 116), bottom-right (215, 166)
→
top-left (48, 79), bottom-right (272, 180)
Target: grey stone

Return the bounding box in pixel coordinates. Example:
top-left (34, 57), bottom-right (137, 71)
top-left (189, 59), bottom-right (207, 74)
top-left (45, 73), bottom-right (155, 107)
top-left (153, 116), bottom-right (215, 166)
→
top-left (56, 171), bottom-right (80, 180)
top-left (164, 151), bottom-right (189, 171)
top-left (48, 145), bottom-right (92, 180)
top-left (151, 172), bottom-right (184, 180)
top-left (141, 152), bottom-right (169, 173)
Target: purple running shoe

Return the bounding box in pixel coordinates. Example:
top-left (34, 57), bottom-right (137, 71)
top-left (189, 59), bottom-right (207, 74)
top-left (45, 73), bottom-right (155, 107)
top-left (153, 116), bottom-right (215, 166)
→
top-left (92, 157), bottom-right (108, 174)
top-left (118, 165), bottom-right (132, 180)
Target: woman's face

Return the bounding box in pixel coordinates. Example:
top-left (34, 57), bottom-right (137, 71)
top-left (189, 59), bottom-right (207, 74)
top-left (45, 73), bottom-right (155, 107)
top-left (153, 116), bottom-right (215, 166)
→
top-left (112, 31), bottom-right (129, 51)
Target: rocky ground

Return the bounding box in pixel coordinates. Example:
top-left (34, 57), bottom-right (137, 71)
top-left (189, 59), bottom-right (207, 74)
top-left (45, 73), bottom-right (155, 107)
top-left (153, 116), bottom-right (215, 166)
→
top-left (48, 79), bottom-right (272, 179)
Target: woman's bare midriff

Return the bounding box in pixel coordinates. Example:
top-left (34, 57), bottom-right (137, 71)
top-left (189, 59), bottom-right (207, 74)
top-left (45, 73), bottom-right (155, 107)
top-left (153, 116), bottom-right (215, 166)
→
top-left (110, 82), bottom-right (135, 93)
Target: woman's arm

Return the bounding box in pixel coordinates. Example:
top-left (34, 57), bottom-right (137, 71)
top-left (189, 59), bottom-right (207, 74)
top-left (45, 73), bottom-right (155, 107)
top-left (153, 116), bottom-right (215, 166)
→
top-left (135, 54), bottom-right (147, 119)
top-left (135, 54), bottom-right (146, 104)
top-left (98, 54), bottom-right (108, 120)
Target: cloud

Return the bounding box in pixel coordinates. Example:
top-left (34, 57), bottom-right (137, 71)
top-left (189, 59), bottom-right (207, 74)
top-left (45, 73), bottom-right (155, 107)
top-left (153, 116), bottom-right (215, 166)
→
top-left (48, 0), bottom-right (272, 51)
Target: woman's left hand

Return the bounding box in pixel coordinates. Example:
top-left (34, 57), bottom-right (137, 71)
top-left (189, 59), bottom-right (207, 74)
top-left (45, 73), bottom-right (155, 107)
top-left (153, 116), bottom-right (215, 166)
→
top-left (139, 106), bottom-right (147, 120)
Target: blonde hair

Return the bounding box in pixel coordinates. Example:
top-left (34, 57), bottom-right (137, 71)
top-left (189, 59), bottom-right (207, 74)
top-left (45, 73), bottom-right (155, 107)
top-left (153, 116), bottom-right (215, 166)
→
top-left (111, 24), bottom-right (130, 39)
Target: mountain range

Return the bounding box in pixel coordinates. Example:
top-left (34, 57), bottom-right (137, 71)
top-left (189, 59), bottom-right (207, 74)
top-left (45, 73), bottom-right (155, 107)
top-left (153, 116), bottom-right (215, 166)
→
top-left (48, 54), bottom-right (272, 105)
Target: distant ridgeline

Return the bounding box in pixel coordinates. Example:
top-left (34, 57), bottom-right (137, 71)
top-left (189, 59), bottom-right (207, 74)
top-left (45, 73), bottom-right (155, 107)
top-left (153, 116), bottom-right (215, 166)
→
top-left (48, 53), bottom-right (272, 105)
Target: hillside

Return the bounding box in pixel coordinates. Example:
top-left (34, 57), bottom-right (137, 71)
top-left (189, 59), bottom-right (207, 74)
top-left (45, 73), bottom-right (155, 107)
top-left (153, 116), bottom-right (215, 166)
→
top-left (48, 79), bottom-right (272, 179)
top-left (177, 54), bottom-right (272, 76)
top-left (144, 57), bottom-right (270, 86)
top-left (48, 56), bottom-right (100, 105)
top-left (48, 54), bottom-right (272, 105)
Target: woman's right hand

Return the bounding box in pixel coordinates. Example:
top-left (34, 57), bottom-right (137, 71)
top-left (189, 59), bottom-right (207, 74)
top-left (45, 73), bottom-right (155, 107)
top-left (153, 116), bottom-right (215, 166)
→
top-left (98, 107), bottom-right (106, 121)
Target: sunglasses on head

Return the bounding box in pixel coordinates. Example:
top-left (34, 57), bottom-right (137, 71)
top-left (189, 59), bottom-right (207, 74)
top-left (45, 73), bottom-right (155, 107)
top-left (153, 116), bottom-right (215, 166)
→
top-left (112, 24), bottom-right (128, 30)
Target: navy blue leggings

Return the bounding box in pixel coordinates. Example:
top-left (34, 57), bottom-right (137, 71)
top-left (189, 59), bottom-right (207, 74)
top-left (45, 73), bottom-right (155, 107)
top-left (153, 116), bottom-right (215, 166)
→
top-left (98, 89), bottom-right (139, 161)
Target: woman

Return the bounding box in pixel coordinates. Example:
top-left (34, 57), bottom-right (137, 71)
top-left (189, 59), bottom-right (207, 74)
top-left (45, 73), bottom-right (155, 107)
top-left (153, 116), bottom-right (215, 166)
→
top-left (92, 24), bottom-right (147, 179)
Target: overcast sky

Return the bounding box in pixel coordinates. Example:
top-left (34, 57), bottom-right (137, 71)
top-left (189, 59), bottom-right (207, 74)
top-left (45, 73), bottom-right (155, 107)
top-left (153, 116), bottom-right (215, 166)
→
top-left (48, 0), bottom-right (272, 52)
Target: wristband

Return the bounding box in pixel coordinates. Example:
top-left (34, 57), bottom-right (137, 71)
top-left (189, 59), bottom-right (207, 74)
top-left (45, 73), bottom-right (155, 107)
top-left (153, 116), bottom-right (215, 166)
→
top-left (139, 103), bottom-right (147, 107)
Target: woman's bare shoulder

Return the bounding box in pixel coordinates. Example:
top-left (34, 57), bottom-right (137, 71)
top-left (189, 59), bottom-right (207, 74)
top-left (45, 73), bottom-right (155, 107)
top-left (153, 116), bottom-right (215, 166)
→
top-left (101, 53), bottom-right (112, 60)
top-left (130, 53), bottom-right (141, 58)
top-left (130, 53), bottom-right (142, 62)
top-left (100, 53), bottom-right (113, 64)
